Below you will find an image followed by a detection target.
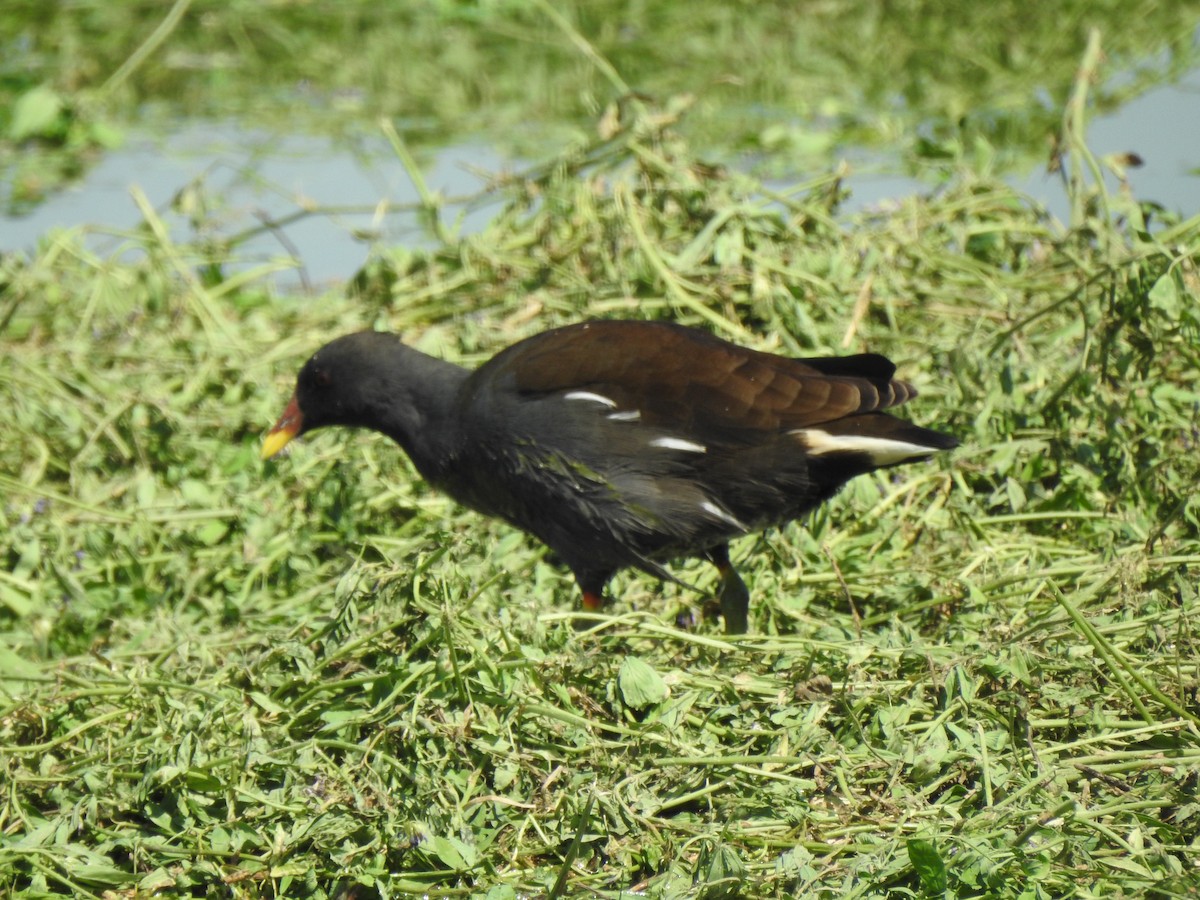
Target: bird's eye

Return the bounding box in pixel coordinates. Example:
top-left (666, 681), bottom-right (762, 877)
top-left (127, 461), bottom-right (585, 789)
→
top-left (314, 368), bottom-right (332, 387)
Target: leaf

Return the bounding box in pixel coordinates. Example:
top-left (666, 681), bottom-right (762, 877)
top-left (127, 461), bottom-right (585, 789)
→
top-left (428, 835), bottom-right (477, 871)
top-left (195, 520), bottom-right (229, 546)
top-left (8, 85), bottom-right (66, 141)
top-left (183, 768), bottom-right (223, 792)
top-left (0, 645), bottom-right (41, 679)
top-left (618, 656), bottom-right (669, 710)
top-left (249, 691), bottom-right (285, 715)
top-left (136, 475), bottom-right (158, 508)
top-left (74, 863), bottom-right (134, 887)
top-left (1148, 272), bottom-right (1180, 319)
top-left (907, 838), bottom-right (947, 894)
top-left (179, 479), bottom-right (216, 506)
top-left (137, 868), bottom-right (177, 891)
top-left (1098, 856), bottom-right (1155, 879)
top-left (319, 709), bottom-right (366, 730)
top-left (0, 584), bottom-right (34, 618)
top-left (11, 540), bottom-right (40, 580)
top-left (88, 119), bottom-right (124, 149)
top-left (696, 843), bottom-right (747, 900)
top-left (493, 760), bottom-right (520, 791)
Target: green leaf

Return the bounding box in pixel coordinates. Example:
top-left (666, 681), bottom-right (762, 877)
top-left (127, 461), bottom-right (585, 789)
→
top-left (0, 645), bottom-right (41, 679)
top-left (249, 691), bottom-right (285, 715)
top-left (908, 838), bottom-right (947, 895)
top-left (618, 656), bottom-right (669, 710)
top-left (179, 479), bottom-right (216, 505)
top-left (1148, 272), bottom-right (1180, 319)
top-left (88, 119), bottom-right (124, 149)
top-left (0, 583), bottom-right (34, 618)
top-left (183, 768), bottom-right (223, 792)
top-left (195, 520), bottom-right (229, 546)
top-left (428, 835), bottom-right (477, 871)
top-left (137, 868), bottom-right (177, 891)
top-left (8, 85), bottom-right (66, 141)
top-left (136, 475), bottom-right (158, 508)
top-left (319, 709), bottom-right (366, 729)
top-left (696, 843), bottom-right (747, 900)
top-left (74, 863), bottom-right (134, 886)
top-left (1098, 856), bottom-right (1156, 878)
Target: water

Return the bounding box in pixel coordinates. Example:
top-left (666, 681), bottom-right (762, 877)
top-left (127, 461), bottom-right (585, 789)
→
top-left (3, 67), bottom-right (1197, 289)
top-left (2, 123), bottom-right (509, 290)
top-left (1015, 66), bottom-right (1200, 222)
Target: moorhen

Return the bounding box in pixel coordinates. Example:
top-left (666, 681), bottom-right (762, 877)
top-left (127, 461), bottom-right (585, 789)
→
top-left (262, 320), bottom-right (957, 633)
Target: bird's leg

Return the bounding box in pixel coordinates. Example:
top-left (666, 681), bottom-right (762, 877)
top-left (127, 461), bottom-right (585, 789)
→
top-left (574, 569), bottom-right (614, 629)
top-left (706, 543), bottom-right (749, 634)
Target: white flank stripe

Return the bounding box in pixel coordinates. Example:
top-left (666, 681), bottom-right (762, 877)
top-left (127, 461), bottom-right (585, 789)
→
top-left (563, 390), bottom-right (616, 408)
top-left (792, 428), bottom-right (940, 465)
top-left (650, 436), bottom-right (707, 453)
top-left (701, 500), bottom-right (746, 530)
top-left (607, 409), bottom-right (641, 422)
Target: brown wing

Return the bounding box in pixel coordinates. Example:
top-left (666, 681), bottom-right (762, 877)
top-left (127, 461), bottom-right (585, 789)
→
top-left (476, 320), bottom-right (917, 441)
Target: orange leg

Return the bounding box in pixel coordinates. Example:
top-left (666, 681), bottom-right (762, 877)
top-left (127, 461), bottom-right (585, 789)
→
top-left (581, 590), bottom-right (606, 611)
top-left (575, 569), bottom-right (614, 619)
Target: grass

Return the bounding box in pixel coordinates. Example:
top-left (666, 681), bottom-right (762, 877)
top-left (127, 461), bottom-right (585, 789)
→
top-left (3, 0), bottom-right (1199, 209)
top-left (4, 27), bottom-right (1200, 900)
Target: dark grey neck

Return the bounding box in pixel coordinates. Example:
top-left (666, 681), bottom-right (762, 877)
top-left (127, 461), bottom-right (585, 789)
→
top-left (351, 348), bottom-right (471, 480)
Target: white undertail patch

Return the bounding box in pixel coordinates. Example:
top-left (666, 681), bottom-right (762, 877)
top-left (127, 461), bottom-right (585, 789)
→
top-left (650, 436), bottom-right (707, 453)
top-left (792, 428), bottom-right (940, 465)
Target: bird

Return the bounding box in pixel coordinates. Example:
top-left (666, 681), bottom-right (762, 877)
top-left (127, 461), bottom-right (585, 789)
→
top-left (261, 320), bottom-right (957, 633)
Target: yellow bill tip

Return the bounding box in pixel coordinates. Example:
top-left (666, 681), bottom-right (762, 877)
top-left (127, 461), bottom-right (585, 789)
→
top-left (261, 395), bottom-right (303, 460)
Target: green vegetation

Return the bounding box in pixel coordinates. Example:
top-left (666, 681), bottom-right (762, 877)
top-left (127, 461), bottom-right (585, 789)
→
top-left (3, 0), bottom-right (1198, 207)
top-left (3, 3), bottom-right (1200, 898)
top-left (5, 85), bottom-right (1200, 898)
